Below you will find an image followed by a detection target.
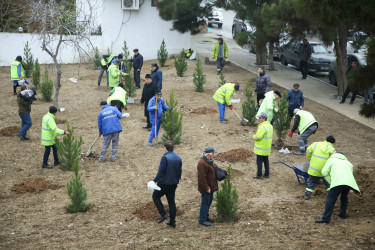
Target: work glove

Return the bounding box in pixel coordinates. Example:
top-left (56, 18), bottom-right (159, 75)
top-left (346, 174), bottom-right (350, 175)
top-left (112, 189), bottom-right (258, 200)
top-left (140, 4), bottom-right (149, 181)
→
top-left (229, 105), bottom-right (233, 110)
top-left (99, 133), bottom-right (102, 136)
top-left (288, 132), bottom-right (293, 137)
top-left (154, 105), bottom-right (158, 110)
top-left (20, 77), bottom-right (23, 80)
top-left (124, 106), bottom-right (128, 110)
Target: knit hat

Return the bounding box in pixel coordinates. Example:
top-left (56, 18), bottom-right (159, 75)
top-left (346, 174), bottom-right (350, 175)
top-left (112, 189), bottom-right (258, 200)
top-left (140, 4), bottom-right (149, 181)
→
top-left (100, 100), bottom-right (107, 106)
top-left (258, 112), bottom-right (267, 119)
top-left (49, 106), bottom-right (57, 114)
top-left (151, 62), bottom-right (158, 67)
top-left (274, 90), bottom-right (281, 98)
top-left (218, 38), bottom-right (223, 41)
top-left (16, 56), bottom-right (22, 61)
top-left (293, 83), bottom-right (300, 89)
top-left (145, 74), bottom-right (152, 79)
top-left (234, 84), bottom-right (240, 91)
top-left (326, 135), bottom-right (336, 144)
top-left (133, 49), bottom-right (138, 52)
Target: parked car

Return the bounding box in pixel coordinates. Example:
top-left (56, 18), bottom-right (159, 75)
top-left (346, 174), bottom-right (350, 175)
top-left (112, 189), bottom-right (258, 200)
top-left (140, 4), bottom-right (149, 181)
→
top-left (208, 7), bottom-right (223, 28)
top-left (328, 53), bottom-right (367, 86)
top-left (232, 15), bottom-right (255, 38)
top-left (280, 41), bottom-right (335, 73)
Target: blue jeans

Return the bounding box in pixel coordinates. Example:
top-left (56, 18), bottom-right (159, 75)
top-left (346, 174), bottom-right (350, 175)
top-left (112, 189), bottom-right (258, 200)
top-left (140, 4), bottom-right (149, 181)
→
top-left (199, 192), bottom-right (213, 224)
top-left (148, 118), bottom-right (161, 143)
top-left (18, 113), bottom-right (32, 137)
top-left (321, 185), bottom-right (350, 222)
top-left (217, 102), bottom-right (225, 121)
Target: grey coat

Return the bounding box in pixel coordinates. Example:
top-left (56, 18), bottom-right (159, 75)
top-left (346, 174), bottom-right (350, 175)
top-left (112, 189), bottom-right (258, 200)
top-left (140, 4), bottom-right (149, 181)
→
top-left (254, 73), bottom-right (271, 94)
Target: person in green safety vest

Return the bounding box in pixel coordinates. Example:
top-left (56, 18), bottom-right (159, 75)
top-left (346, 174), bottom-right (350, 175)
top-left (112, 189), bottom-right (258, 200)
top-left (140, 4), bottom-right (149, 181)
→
top-left (97, 53), bottom-right (115, 89)
top-left (252, 112), bottom-right (273, 179)
top-left (315, 153), bottom-right (360, 223)
top-left (288, 109), bottom-right (318, 155)
top-left (184, 49), bottom-right (193, 58)
top-left (108, 60), bottom-right (127, 89)
top-left (10, 56), bottom-right (30, 95)
top-left (212, 38), bottom-right (228, 75)
top-left (304, 136), bottom-right (336, 200)
top-left (212, 83), bottom-right (240, 124)
top-left (255, 90), bottom-right (281, 123)
top-left (41, 106), bottom-right (70, 169)
top-left (108, 85), bottom-right (127, 113)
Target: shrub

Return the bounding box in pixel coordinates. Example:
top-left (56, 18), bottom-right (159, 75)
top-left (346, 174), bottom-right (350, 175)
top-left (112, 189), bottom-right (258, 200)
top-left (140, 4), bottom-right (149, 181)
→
top-left (215, 165), bottom-right (239, 222)
top-left (124, 60), bottom-right (136, 97)
top-left (218, 71), bottom-right (226, 88)
top-left (23, 41), bottom-right (34, 78)
top-left (32, 59), bottom-right (41, 89)
top-left (40, 69), bottom-right (54, 102)
top-left (274, 91), bottom-right (291, 146)
top-left (161, 89), bottom-right (183, 144)
top-left (234, 32), bottom-right (250, 47)
top-left (174, 49), bottom-right (187, 77)
top-left (193, 57), bottom-right (205, 92)
top-left (93, 47), bottom-right (100, 69)
top-left (242, 81), bottom-right (257, 125)
top-left (157, 39), bottom-right (168, 67)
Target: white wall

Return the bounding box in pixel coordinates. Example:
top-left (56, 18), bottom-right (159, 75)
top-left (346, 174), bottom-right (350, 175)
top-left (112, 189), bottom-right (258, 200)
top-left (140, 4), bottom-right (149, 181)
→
top-left (0, 0), bottom-right (191, 66)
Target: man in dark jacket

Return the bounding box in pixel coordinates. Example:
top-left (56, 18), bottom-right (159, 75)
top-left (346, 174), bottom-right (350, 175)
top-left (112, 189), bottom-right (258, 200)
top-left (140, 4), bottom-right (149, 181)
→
top-left (299, 39), bottom-right (312, 80)
top-left (253, 66), bottom-right (271, 104)
top-left (17, 86), bottom-right (35, 140)
top-left (286, 83), bottom-right (304, 117)
top-left (141, 74), bottom-right (158, 130)
top-left (98, 101), bottom-right (123, 162)
top-left (197, 147), bottom-right (227, 226)
top-left (151, 62), bottom-right (163, 91)
top-left (132, 49), bottom-right (143, 89)
top-left (340, 61), bottom-right (358, 104)
top-left (152, 141), bottom-right (182, 228)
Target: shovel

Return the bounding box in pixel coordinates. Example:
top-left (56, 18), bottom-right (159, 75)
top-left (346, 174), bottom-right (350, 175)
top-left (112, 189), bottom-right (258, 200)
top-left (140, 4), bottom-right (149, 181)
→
top-left (232, 108), bottom-right (248, 126)
top-left (86, 135), bottom-right (100, 156)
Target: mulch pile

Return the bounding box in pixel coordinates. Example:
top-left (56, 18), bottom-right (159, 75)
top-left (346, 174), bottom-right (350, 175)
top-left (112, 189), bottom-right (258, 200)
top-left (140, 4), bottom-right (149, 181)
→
top-left (0, 126), bottom-right (20, 136)
top-left (11, 177), bottom-right (62, 194)
top-left (191, 107), bottom-right (217, 115)
top-left (133, 201), bottom-right (184, 222)
top-left (215, 148), bottom-right (253, 163)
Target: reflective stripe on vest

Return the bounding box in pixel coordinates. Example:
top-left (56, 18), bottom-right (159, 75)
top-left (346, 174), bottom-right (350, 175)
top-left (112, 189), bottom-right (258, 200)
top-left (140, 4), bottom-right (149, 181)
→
top-left (254, 146), bottom-right (271, 151)
top-left (311, 143), bottom-right (328, 160)
top-left (43, 117), bottom-right (53, 131)
top-left (214, 93), bottom-right (224, 101)
top-left (261, 125), bottom-right (272, 140)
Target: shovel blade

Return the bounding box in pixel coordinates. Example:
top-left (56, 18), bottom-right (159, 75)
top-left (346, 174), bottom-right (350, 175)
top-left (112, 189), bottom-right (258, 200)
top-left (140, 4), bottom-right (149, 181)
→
top-left (86, 147), bottom-right (93, 156)
top-left (241, 118), bottom-right (249, 126)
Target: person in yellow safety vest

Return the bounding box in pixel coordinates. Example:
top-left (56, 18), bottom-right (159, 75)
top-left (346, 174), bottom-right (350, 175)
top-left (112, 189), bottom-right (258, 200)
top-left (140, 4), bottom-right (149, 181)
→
top-left (97, 53), bottom-right (115, 89)
top-left (288, 109), bottom-right (318, 155)
top-left (256, 90), bottom-right (281, 123)
top-left (212, 37), bottom-right (228, 75)
top-left (184, 49), bottom-right (193, 58)
top-left (41, 106), bottom-right (71, 169)
top-left (252, 112), bottom-right (273, 179)
top-left (213, 83), bottom-right (240, 124)
top-left (108, 85), bottom-right (127, 113)
top-left (316, 152), bottom-right (360, 223)
top-left (108, 60), bottom-right (127, 89)
top-left (304, 136), bottom-right (336, 200)
top-left (11, 56), bottom-right (30, 95)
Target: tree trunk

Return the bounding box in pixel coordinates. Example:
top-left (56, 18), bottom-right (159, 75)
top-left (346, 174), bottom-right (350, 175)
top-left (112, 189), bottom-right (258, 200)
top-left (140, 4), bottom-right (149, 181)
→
top-left (335, 22), bottom-right (348, 97)
top-left (268, 42), bottom-right (275, 70)
top-left (256, 44), bottom-right (267, 65)
top-left (53, 61), bottom-right (62, 108)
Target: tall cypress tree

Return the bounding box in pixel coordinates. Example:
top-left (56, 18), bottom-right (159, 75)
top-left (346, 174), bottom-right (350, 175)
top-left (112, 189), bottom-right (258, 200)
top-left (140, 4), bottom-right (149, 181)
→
top-left (32, 59), bottom-right (41, 90)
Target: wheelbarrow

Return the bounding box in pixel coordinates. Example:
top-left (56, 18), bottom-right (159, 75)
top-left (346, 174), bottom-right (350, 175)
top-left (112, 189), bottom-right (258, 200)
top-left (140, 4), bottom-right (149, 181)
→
top-left (274, 161), bottom-right (309, 185)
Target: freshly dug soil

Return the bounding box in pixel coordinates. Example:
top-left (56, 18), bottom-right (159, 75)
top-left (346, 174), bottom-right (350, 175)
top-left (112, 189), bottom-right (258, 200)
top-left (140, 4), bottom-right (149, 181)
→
top-left (192, 107), bottom-right (217, 114)
top-left (11, 178), bottom-right (61, 194)
top-left (133, 201), bottom-right (184, 222)
top-left (0, 126), bottom-right (20, 136)
top-left (215, 148), bottom-right (253, 163)
top-left (55, 118), bottom-right (67, 124)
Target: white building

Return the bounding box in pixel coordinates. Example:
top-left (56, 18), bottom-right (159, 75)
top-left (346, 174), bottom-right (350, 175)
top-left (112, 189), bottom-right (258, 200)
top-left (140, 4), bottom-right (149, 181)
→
top-left (0, 0), bottom-right (191, 66)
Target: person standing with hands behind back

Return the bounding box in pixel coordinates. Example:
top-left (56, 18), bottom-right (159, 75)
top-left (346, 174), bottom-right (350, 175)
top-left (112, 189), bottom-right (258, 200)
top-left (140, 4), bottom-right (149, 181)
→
top-left (253, 66), bottom-right (271, 105)
top-left (299, 39), bottom-right (312, 80)
top-left (151, 62), bottom-right (163, 91)
top-left (133, 49), bottom-right (143, 89)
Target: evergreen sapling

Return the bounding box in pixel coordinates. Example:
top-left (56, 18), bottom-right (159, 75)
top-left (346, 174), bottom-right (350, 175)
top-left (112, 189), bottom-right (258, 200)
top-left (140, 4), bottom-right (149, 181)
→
top-left (274, 91), bottom-right (291, 147)
top-left (157, 39), bottom-right (168, 67)
top-left (93, 47), bottom-right (100, 69)
top-left (32, 58), bottom-right (41, 90)
top-left (193, 56), bottom-right (205, 92)
top-left (161, 89), bottom-right (183, 144)
top-left (215, 165), bottom-right (239, 222)
top-left (218, 72), bottom-right (226, 87)
top-left (242, 81), bottom-right (257, 125)
top-left (122, 40), bottom-right (130, 61)
top-left (124, 60), bottom-right (136, 97)
top-left (40, 69), bottom-right (54, 102)
top-left (23, 41), bottom-right (34, 78)
top-left (174, 49), bottom-right (188, 77)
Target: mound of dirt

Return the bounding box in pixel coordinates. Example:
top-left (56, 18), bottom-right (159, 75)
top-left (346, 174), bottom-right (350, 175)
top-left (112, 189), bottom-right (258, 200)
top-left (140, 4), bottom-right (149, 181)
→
top-left (215, 148), bottom-right (253, 163)
top-left (192, 107), bottom-right (217, 114)
top-left (133, 201), bottom-right (184, 222)
top-left (0, 126), bottom-right (20, 136)
top-left (355, 164), bottom-right (375, 201)
top-left (11, 177), bottom-right (61, 194)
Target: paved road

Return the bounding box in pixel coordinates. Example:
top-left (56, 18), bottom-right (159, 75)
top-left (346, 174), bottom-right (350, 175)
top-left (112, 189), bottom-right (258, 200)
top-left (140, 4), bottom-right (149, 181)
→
top-left (191, 31), bottom-right (375, 130)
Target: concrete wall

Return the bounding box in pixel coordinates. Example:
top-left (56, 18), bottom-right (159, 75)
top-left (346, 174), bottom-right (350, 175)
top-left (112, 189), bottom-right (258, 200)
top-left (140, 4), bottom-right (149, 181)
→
top-left (0, 0), bottom-right (191, 66)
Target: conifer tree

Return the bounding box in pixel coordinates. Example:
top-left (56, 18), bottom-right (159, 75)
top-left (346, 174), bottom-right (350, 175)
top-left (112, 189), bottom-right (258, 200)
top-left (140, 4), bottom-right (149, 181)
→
top-left (56, 122), bottom-right (84, 171)
top-left (174, 49), bottom-right (188, 77)
top-left (40, 69), bottom-right (54, 102)
top-left (122, 40), bottom-right (130, 61)
top-left (193, 57), bottom-right (205, 92)
top-left (124, 60), bottom-right (136, 97)
top-left (216, 165), bottom-right (239, 222)
top-left (157, 39), bottom-right (168, 67)
top-left (23, 41), bottom-right (34, 78)
top-left (242, 81), bottom-right (257, 125)
top-left (93, 47), bottom-right (100, 69)
top-left (274, 91), bottom-right (291, 147)
top-left (32, 59), bottom-right (41, 90)
top-left (161, 89), bottom-right (183, 144)
top-left (218, 72), bottom-right (226, 88)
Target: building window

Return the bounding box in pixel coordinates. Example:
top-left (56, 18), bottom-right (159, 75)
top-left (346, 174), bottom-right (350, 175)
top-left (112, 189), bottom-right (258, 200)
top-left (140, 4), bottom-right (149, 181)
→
top-left (151, 0), bottom-right (156, 7)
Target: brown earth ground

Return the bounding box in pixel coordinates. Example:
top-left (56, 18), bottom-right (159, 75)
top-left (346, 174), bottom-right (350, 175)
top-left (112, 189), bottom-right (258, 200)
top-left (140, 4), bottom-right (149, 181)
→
top-left (0, 59), bottom-right (374, 249)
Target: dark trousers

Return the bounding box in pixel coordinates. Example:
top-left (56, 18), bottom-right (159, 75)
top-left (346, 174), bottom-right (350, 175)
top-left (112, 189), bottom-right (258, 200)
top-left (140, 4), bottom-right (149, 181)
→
top-left (256, 93), bottom-right (265, 106)
top-left (134, 69), bottom-right (141, 88)
top-left (341, 86), bottom-right (357, 103)
top-left (42, 145), bottom-right (59, 166)
top-left (216, 58), bottom-right (225, 72)
top-left (144, 102), bottom-right (151, 127)
top-left (152, 184), bottom-right (177, 223)
top-left (305, 175), bottom-right (330, 195)
top-left (110, 100), bottom-right (124, 113)
top-left (288, 109), bottom-right (295, 118)
top-left (256, 155), bottom-right (269, 177)
top-left (300, 60), bottom-right (308, 78)
top-left (321, 185), bottom-right (350, 222)
top-left (97, 66), bottom-right (109, 86)
top-left (199, 192), bottom-right (214, 223)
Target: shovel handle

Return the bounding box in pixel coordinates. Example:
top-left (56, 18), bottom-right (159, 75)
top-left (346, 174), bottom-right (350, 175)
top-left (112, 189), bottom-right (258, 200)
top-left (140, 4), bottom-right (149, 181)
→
top-left (90, 135), bottom-right (100, 148)
top-left (232, 108), bottom-right (242, 121)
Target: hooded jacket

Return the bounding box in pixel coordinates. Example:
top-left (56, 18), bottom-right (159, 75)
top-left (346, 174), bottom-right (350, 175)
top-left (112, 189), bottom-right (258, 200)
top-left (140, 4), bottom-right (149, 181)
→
top-left (256, 91), bottom-right (278, 122)
top-left (306, 141), bottom-right (336, 177)
top-left (254, 71), bottom-right (271, 95)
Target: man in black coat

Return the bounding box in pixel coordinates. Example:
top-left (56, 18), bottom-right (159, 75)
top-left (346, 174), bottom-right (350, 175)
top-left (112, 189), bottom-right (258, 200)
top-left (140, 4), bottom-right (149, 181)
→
top-left (133, 49), bottom-right (143, 89)
top-left (299, 39), bottom-right (312, 80)
top-left (141, 74), bottom-right (158, 130)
